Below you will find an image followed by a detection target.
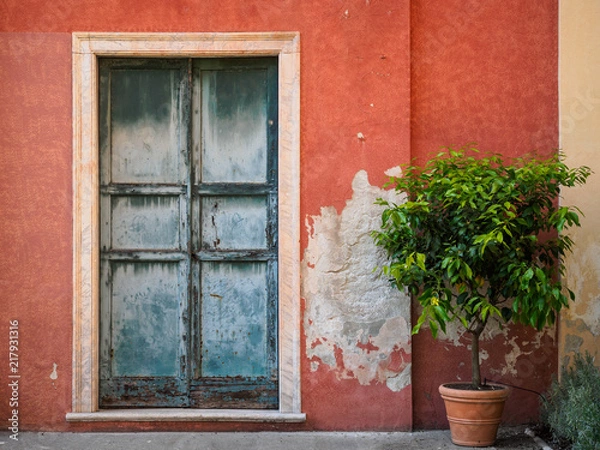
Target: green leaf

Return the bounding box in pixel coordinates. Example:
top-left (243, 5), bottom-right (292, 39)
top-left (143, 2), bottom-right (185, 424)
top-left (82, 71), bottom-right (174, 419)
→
top-left (416, 253), bottom-right (426, 270)
top-left (434, 305), bottom-right (450, 323)
top-left (501, 307), bottom-right (512, 322)
top-left (371, 144), bottom-right (589, 341)
top-left (429, 320), bottom-right (439, 338)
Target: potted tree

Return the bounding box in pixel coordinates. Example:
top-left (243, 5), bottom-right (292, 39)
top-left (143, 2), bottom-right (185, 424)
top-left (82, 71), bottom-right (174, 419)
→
top-left (372, 145), bottom-right (591, 446)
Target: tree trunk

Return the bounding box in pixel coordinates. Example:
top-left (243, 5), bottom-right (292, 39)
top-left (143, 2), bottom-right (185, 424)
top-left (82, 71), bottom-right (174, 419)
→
top-left (471, 330), bottom-right (481, 388)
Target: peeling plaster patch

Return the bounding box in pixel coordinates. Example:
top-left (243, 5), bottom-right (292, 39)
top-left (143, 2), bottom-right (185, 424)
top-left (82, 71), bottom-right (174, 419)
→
top-left (384, 166), bottom-right (402, 178)
top-left (425, 296), bottom-right (554, 380)
top-left (50, 362), bottom-right (58, 389)
top-left (564, 318), bottom-right (592, 334)
top-left (493, 331), bottom-right (555, 378)
top-left (564, 334), bottom-right (584, 354)
top-left (479, 349), bottom-right (489, 361)
top-left (50, 363), bottom-right (58, 380)
top-left (498, 335), bottom-right (522, 377)
top-left (302, 170), bottom-right (411, 391)
top-left (387, 362), bottom-right (411, 391)
top-left (565, 240), bottom-right (600, 336)
top-left (431, 315), bottom-right (553, 379)
top-left (430, 315), bottom-right (504, 347)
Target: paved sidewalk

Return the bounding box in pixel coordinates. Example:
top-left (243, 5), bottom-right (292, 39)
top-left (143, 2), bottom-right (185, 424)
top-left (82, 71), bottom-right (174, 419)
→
top-left (0, 427), bottom-right (548, 450)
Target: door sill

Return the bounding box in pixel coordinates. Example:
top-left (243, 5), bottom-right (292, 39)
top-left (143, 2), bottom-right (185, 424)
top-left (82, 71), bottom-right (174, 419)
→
top-left (66, 408), bottom-right (306, 423)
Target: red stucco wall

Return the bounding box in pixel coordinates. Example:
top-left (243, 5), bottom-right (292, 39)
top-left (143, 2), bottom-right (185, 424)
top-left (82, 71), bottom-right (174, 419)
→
top-left (411, 0), bottom-right (558, 161)
top-left (1, 0), bottom-right (412, 432)
top-left (0, 33), bottom-right (73, 430)
top-left (410, 0), bottom-right (559, 428)
top-left (0, 0), bottom-right (558, 432)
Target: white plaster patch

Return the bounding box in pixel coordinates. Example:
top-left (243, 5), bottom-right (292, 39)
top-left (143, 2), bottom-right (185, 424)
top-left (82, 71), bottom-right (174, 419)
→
top-left (427, 313), bottom-right (504, 347)
top-left (50, 363), bottom-right (58, 380)
top-left (386, 362), bottom-right (412, 391)
top-left (384, 166), bottom-right (402, 178)
top-left (498, 335), bottom-right (521, 377)
top-left (566, 240), bottom-right (600, 336)
top-left (491, 329), bottom-right (556, 378)
top-left (302, 170), bottom-right (412, 391)
top-left (417, 291), bottom-right (557, 380)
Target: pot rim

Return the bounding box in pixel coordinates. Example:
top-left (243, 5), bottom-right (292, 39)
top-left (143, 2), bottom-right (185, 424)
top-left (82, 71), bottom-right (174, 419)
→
top-left (439, 382), bottom-right (511, 400)
top-left (440, 382), bottom-right (509, 390)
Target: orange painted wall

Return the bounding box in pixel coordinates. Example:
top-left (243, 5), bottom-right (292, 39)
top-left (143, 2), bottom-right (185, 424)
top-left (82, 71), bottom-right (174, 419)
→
top-left (0, 0), bottom-right (559, 432)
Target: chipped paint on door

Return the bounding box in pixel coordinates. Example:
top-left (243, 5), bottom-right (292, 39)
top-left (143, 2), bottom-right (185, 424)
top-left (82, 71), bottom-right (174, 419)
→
top-left (302, 169), bottom-right (412, 392)
top-left (108, 262), bottom-right (183, 377)
top-left (99, 57), bottom-right (279, 409)
top-left (108, 68), bottom-right (184, 184)
top-left (200, 68), bottom-right (268, 183)
top-left (201, 261), bottom-right (270, 377)
top-left (110, 196), bottom-right (182, 250)
top-left (201, 196), bottom-right (268, 250)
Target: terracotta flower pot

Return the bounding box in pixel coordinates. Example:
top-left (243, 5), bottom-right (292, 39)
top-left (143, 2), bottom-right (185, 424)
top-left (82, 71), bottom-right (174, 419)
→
top-left (439, 383), bottom-right (510, 447)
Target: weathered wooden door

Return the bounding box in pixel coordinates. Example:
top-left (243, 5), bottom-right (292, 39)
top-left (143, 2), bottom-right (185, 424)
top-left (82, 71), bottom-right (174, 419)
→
top-left (99, 58), bottom-right (278, 409)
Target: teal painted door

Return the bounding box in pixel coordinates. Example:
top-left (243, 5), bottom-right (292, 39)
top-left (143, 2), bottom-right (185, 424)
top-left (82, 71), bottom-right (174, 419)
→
top-left (99, 58), bottom-right (278, 409)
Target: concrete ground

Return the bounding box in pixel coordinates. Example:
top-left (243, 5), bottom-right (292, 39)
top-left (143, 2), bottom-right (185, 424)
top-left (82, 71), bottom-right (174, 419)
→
top-left (0, 426), bottom-right (551, 450)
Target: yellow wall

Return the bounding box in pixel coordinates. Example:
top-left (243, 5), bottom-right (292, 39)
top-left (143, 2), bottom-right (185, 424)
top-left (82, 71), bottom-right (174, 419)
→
top-left (560, 0), bottom-right (600, 367)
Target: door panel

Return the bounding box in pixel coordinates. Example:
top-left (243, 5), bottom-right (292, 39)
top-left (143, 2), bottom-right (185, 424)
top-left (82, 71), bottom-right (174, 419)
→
top-left (109, 69), bottom-right (184, 184)
top-left (200, 261), bottom-right (269, 377)
top-left (108, 261), bottom-right (184, 377)
top-left (200, 196), bottom-right (268, 251)
top-left (109, 195), bottom-right (182, 250)
top-left (200, 69), bottom-right (268, 183)
top-left (99, 258), bottom-right (190, 408)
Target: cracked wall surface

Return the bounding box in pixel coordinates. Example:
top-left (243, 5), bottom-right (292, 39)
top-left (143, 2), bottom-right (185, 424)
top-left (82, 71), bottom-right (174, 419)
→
top-left (416, 305), bottom-right (557, 381)
top-left (560, 0), bottom-right (600, 366)
top-left (302, 170), bottom-right (412, 392)
top-left (561, 234), bottom-right (600, 364)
